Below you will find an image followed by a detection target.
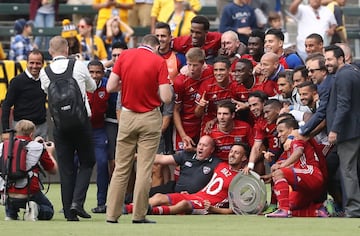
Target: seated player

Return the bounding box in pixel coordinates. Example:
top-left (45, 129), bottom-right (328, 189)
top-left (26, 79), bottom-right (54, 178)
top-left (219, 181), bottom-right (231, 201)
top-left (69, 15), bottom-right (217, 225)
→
top-left (125, 143), bottom-right (250, 215)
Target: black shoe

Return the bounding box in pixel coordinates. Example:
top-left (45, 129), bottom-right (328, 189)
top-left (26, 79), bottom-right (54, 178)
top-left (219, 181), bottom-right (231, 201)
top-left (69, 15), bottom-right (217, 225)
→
top-left (132, 218), bottom-right (156, 224)
top-left (106, 219), bottom-right (118, 223)
top-left (67, 216), bottom-right (79, 221)
top-left (70, 203), bottom-right (91, 219)
top-left (91, 205), bottom-right (106, 213)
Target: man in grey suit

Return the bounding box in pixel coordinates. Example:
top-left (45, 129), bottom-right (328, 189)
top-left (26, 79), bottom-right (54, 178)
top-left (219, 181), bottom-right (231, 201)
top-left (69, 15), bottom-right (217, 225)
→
top-left (325, 45), bottom-right (360, 218)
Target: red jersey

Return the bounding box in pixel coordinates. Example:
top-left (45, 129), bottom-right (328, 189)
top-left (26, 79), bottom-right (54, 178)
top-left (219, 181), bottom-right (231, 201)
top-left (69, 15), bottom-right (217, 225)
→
top-left (174, 66), bottom-right (213, 129)
top-left (254, 119), bottom-right (282, 158)
top-left (195, 78), bottom-right (235, 130)
top-left (291, 139), bottom-right (321, 170)
top-left (168, 162), bottom-right (239, 211)
top-left (87, 78), bottom-right (110, 129)
top-left (232, 81), bottom-right (254, 103)
top-left (172, 32), bottom-right (222, 60)
top-left (112, 46), bottom-right (169, 112)
top-left (252, 76), bottom-right (278, 97)
top-left (210, 120), bottom-right (254, 161)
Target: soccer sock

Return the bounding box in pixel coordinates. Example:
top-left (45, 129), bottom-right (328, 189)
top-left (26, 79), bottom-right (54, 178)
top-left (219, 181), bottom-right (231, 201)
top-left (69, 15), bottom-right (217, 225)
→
top-left (125, 204), bottom-right (133, 214)
top-left (151, 206), bottom-right (170, 215)
top-left (274, 178), bottom-right (290, 211)
top-left (270, 181), bottom-right (277, 205)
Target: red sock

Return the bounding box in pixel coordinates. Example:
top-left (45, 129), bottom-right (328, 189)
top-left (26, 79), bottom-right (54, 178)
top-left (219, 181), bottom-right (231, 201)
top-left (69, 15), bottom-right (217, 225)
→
top-left (125, 203), bottom-right (133, 214)
top-left (151, 206), bottom-right (171, 215)
top-left (274, 178), bottom-right (290, 211)
top-left (270, 181), bottom-right (278, 205)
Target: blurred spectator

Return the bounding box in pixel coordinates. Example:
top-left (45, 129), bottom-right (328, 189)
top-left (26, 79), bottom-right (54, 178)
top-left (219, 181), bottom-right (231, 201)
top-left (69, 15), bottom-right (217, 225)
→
top-left (61, 19), bottom-right (81, 57)
top-left (92, 0), bottom-right (134, 36)
top-left (67, 0), bottom-right (93, 25)
top-left (326, 0), bottom-right (347, 44)
top-left (9, 19), bottom-right (34, 61)
top-left (267, 11), bottom-right (291, 48)
top-left (30, 0), bottom-right (59, 50)
top-left (151, 0), bottom-right (201, 34)
top-left (219, 0), bottom-right (258, 44)
top-left (289, 0), bottom-right (337, 60)
top-left (77, 17), bottom-right (108, 61)
top-left (128, 0), bottom-right (153, 28)
top-left (101, 15), bottom-right (134, 59)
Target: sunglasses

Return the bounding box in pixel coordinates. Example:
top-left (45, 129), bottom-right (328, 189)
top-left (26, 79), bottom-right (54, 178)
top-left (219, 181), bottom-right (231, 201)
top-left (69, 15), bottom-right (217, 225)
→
top-left (307, 68), bottom-right (322, 74)
top-left (78, 24), bottom-right (87, 29)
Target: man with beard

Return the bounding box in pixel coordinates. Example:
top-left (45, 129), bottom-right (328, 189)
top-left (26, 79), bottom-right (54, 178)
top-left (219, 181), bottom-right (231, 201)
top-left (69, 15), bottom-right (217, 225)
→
top-left (325, 45), bottom-right (360, 218)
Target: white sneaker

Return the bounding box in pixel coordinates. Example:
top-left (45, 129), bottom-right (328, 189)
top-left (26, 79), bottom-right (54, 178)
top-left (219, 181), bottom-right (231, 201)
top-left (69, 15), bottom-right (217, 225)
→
top-left (24, 201), bottom-right (39, 221)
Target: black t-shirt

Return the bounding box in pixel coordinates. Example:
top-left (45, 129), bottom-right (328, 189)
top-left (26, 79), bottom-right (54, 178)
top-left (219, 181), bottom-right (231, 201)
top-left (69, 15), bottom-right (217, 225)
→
top-left (173, 151), bottom-right (221, 193)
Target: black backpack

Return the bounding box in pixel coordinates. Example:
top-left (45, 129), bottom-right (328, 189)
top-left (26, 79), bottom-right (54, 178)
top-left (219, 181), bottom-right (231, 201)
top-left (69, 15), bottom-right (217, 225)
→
top-left (45, 59), bottom-right (88, 131)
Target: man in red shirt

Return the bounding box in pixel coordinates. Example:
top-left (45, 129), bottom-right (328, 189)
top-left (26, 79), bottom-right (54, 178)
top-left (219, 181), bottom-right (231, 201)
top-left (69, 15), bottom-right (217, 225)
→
top-left (3, 120), bottom-right (57, 221)
top-left (209, 101), bottom-right (254, 161)
top-left (173, 47), bottom-right (213, 151)
top-left (195, 56), bottom-right (235, 134)
top-left (172, 15), bottom-right (222, 64)
top-left (265, 117), bottom-right (326, 218)
top-left (106, 34), bottom-right (173, 224)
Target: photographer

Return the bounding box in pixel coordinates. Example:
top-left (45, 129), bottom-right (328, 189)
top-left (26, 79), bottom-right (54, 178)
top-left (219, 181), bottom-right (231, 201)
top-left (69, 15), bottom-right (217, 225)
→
top-left (2, 120), bottom-right (58, 221)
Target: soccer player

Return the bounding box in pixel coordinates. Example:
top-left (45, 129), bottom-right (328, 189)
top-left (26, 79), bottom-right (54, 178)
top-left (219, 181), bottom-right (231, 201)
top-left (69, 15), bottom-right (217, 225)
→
top-left (265, 117), bottom-right (327, 217)
top-left (126, 143), bottom-right (250, 215)
top-left (173, 48), bottom-right (213, 151)
top-left (209, 101), bottom-right (254, 161)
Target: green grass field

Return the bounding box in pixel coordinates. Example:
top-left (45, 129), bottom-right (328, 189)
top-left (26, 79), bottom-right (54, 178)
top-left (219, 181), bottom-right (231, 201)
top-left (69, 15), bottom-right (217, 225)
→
top-left (0, 184), bottom-right (359, 236)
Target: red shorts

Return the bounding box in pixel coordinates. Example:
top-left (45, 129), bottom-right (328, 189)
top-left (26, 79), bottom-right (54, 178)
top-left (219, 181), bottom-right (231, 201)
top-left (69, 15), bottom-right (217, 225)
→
top-left (173, 126), bottom-right (200, 151)
top-left (281, 167), bottom-right (324, 209)
top-left (167, 193), bottom-right (205, 210)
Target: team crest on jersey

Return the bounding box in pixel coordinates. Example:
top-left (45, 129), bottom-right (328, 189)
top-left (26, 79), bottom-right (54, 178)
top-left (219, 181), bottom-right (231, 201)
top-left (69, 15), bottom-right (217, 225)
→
top-left (98, 91), bottom-right (106, 99)
top-left (185, 161), bottom-right (192, 167)
top-left (234, 136), bottom-right (242, 143)
top-left (203, 166), bottom-right (211, 174)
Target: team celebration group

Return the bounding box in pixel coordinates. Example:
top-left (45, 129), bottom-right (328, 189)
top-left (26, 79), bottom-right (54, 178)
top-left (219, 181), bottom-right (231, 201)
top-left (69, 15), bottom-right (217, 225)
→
top-left (1, 0), bottom-right (359, 224)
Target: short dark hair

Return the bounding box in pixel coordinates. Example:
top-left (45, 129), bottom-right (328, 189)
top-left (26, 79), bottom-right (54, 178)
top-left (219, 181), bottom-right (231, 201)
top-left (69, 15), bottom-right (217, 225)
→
top-left (233, 142), bottom-right (251, 158)
top-left (265, 28), bottom-right (284, 41)
top-left (264, 99), bottom-right (282, 110)
top-left (217, 100), bottom-right (236, 114)
top-left (293, 65), bottom-right (308, 78)
top-left (324, 45), bottom-right (345, 60)
top-left (277, 70), bottom-right (294, 84)
top-left (191, 15), bottom-right (210, 31)
top-left (214, 56), bottom-right (231, 68)
top-left (112, 41), bottom-right (128, 50)
top-left (88, 59), bottom-right (104, 70)
top-left (248, 90), bottom-right (268, 103)
top-left (277, 117), bottom-right (299, 129)
top-left (27, 49), bottom-right (44, 63)
top-left (297, 81), bottom-right (317, 91)
top-left (306, 33), bottom-right (324, 44)
top-left (155, 22), bottom-right (171, 35)
top-left (236, 58), bottom-right (254, 71)
top-left (249, 29), bottom-right (265, 43)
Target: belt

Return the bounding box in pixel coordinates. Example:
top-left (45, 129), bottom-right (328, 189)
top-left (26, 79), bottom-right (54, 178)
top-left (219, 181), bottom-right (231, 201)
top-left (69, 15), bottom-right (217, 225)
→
top-left (122, 106), bottom-right (159, 113)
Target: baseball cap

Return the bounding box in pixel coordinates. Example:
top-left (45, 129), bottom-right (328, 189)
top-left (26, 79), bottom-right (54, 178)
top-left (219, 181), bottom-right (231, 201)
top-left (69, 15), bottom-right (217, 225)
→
top-left (14, 18), bottom-right (33, 35)
top-left (61, 19), bottom-right (78, 38)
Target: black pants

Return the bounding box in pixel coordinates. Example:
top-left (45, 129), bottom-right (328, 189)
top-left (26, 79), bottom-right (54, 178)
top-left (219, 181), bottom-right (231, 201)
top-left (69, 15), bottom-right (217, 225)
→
top-left (53, 119), bottom-right (95, 219)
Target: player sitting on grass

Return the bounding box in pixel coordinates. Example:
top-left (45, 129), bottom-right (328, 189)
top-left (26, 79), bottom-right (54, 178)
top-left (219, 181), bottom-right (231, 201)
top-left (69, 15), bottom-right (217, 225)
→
top-left (125, 143), bottom-right (250, 215)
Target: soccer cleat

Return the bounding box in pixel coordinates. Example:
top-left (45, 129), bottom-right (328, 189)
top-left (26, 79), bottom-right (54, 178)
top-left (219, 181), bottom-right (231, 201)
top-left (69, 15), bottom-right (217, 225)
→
top-left (24, 201), bottom-right (39, 221)
top-left (316, 207), bottom-right (329, 217)
top-left (261, 204), bottom-right (277, 215)
top-left (265, 209), bottom-right (291, 218)
top-left (324, 199), bottom-right (335, 217)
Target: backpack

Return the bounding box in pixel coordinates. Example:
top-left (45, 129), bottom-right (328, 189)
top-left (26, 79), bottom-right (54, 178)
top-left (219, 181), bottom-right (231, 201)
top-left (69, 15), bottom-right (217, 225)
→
top-left (45, 59), bottom-right (88, 131)
top-left (0, 135), bottom-right (44, 205)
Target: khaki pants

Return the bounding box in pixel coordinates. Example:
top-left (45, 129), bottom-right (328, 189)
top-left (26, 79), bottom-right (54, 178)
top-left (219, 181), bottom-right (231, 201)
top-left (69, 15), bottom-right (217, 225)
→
top-left (106, 108), bottom-right (162, 221)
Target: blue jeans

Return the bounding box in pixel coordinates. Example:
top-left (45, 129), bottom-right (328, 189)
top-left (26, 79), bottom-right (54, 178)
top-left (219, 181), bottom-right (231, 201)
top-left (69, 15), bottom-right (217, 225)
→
top-left (93, 128), bottom-right (109, 206)
top-left (6, 191), bottom-right (54, 220)
top-left (34, 12), bottom-right (55, 50)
